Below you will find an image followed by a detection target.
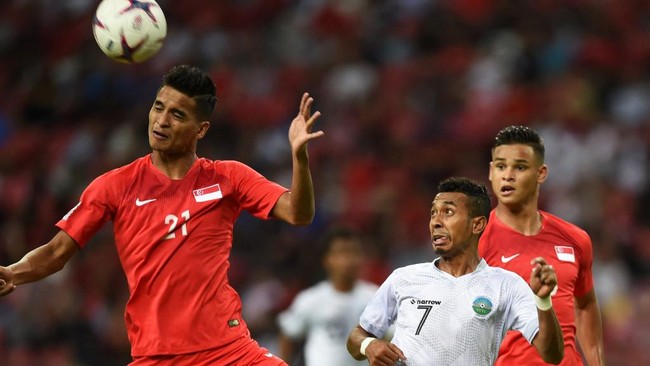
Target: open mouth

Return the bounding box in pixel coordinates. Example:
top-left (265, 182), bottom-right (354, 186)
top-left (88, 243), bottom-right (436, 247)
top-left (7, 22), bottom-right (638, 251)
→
top-left (432, 234), bottom-right (448, 245)
top-left (501, 185), bottom-right (514, 193)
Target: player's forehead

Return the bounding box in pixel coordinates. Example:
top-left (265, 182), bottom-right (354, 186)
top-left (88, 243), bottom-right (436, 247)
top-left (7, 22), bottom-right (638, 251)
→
top-left (432, 192), bottom-right (469, 209)
top-left (154, 86), bottom-right (198, 112)
top-left (492, 143), bottom-right (537, 163)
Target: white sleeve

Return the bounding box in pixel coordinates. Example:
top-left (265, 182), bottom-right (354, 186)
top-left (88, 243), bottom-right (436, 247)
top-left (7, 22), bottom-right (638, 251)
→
top-left (358, 272), bottom-right (398, 339)
top-left (277, 291), bottom-right (311, 339)
top-left (505, 275), bottom-right (540, 344)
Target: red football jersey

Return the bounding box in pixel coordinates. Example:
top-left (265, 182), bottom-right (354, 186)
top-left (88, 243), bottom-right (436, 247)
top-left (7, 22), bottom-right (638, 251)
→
top-left (478, 210), bottom-right (594, 366)
top-left (57, 155), bottom-right (288, 356)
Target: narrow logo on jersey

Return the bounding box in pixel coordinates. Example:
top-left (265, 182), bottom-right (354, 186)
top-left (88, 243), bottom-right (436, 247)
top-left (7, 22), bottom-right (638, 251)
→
top-left (501, 253), bottom-right (520, 263)
top-left (410, 299), bottom-right (442, 305)
top-left (555, 246), bottom-right (575, 262)
top-left (135, 198), bottom-right (156, 206)
top-left (193, 184), bottom-right (223, 202)
top-left (472, 296), bottom-right (493, 316)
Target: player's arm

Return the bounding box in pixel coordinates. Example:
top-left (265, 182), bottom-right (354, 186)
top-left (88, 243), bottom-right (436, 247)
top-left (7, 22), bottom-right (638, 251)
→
top-left (0, 230), bottom-right (79, 296)
top-left (272, 92), bottom-right (324, 226)
top-left (575, 289), bottom-right (605, 365)
top-left (529, 257), bottom-right (565, 364)
top-left (347, 324), bottom-right (405, 366)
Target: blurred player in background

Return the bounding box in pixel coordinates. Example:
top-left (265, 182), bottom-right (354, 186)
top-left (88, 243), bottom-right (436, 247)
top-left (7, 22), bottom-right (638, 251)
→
top-left (479, 125), bottom-right (605, 365)
top-left (277, 227), bottom-right (378, 366)
top-left (0, 65), bottom-right (324, 366)
top-left (347, 177), bottom-right (564, 365)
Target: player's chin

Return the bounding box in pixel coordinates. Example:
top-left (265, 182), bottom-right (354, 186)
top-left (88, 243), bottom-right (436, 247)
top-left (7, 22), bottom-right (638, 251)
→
top-left (149, 138), bottom-right (169, 151)
top-left (432, 243), bottom-right (450, 255)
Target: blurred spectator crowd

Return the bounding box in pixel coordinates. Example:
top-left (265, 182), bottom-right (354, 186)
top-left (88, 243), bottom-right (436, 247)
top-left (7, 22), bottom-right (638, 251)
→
top-left (0, 0), bottom-right (649, 364)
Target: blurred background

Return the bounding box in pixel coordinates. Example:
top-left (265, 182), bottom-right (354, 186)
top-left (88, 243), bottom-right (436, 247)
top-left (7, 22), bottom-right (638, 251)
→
top-left (1, 0), bottom-right (649, 365)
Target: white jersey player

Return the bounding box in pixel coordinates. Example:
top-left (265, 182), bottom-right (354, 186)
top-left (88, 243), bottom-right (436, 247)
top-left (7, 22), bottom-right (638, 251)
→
top-left (347, 177), bottom-right (565, 366)
top-left (359, 259), bottom-right (537, 365)
top-left (278, 228), bottom-right (379, 366)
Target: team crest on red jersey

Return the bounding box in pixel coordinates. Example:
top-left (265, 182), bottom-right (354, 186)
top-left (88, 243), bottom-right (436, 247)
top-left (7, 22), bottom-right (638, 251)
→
top-left (554, 246), bottom-right (575, 262)
top-left (193, 183), bottom-right (223, 202)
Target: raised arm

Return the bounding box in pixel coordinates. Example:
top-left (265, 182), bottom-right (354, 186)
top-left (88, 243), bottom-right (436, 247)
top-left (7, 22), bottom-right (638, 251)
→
top-left (0, 230), bottom-right (79, 296)
top-left (575, 289), bottom-right (605, 365)
top-left (529, 257), bottom-right (565, 364)
top-left (272, 92), bottom-right (324, 225)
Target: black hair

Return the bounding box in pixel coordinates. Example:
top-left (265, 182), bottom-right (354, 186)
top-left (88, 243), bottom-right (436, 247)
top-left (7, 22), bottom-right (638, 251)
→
top-left (320, 227), bottom-right (363, 258)
top-left (436, 177), bottom-right (491, 219)
top-left (161, 64), bottom-right (217, 120)
top-left (493, 125), bottom-right (545, 162)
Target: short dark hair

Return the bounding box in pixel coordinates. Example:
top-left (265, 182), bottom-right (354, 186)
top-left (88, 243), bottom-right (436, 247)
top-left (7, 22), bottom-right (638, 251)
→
top-left (493, 125), bottom-right (545, 162)
top-left (320, 227), bottom-right (362, 257)
top-left (437, 177), bottom-right (491, 219)
top-left (161, 65), bottom-right (217, 120)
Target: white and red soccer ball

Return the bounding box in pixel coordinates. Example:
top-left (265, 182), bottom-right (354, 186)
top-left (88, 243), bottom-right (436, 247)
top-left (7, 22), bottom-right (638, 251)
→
top-left (92, 0), bottom-right (167, 63)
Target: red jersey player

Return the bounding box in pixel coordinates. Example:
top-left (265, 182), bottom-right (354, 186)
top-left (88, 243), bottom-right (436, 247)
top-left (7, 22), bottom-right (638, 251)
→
top-left (0, 65), bottom-right (324, 366)
top-left (479, 125), bottom-right (605, 365)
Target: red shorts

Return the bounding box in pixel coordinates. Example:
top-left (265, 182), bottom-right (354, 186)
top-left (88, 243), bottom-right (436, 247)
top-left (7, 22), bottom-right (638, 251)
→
top-left (129, 336), bottom-right (287, 366)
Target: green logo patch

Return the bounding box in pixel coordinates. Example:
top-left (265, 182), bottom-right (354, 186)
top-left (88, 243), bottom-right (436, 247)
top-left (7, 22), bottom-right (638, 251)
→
top-left (472, 296), bottom-right (493, 316)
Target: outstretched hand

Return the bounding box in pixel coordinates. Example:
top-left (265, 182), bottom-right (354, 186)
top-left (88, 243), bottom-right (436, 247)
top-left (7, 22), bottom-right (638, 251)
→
top-left (0, 266), bottom-right (16, 296)
top-left (529, 257), bottom-right (557, 298)
top-left (288, 92), bottom-right (324, 156)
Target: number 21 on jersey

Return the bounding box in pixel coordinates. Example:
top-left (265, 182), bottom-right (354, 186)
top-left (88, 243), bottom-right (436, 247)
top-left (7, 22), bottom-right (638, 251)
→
top-left (164, 210), bottom-right (190, 239)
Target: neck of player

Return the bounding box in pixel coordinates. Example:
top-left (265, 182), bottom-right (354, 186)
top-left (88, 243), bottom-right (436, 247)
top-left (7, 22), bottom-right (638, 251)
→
top-left (437, 251), bottom-right (481, 277)
top-left (152, 151), bottom-right (198, 180)
top-left (495, 202), bottom-right (543, 236)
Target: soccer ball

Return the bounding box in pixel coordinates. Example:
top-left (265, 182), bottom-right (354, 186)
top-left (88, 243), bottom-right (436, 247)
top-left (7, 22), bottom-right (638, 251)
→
top-left (92, 0), bottom-right (167, 63)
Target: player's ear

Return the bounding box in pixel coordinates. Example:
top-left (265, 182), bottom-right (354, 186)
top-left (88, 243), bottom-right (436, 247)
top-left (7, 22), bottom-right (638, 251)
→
top-left (196, 121), bottom-right (210, 140)
top-left (472, 216), bottom-right (487, 235)
top-left (537, 163), bottom-right (548, 184)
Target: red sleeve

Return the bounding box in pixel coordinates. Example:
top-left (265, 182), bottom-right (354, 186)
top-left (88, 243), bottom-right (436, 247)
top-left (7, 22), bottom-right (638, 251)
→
top-left (225, 161), bottom-right (288, 220)
top-left (573, 228), bottom-right (594, 297)
top-left (56, 174), bottom-right (115, 248)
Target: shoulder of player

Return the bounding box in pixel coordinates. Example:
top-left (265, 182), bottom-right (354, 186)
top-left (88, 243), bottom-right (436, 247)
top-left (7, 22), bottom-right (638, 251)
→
top-left (486, 264), bottom-right (521, 276)
top-left (91, 156), bottom-right (148, 183)
top-left (482, 263), bottom-right (527, 282)
top-left (356, 280), bottom-right (380, 293)
top-left (208, 159), bottom-right (251, 169)
top-left (540, 210), bottom-right (592, 244)
top-left (201, 159), bottom-right (264, 178)
top-left (290, 281), bottom-right (332, 304)
top-left (390, 262), bottom-right (433, 278)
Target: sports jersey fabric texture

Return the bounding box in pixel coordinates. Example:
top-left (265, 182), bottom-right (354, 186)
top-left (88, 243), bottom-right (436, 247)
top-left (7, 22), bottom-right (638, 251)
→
top-left (277, 280), bottom-right (378, 366)
top-left (359, 258), bottom-right (539, 365)
top-left (56, 155), bottom-right (288, 356)
top-left (478, 209), bottom-right (594, 366)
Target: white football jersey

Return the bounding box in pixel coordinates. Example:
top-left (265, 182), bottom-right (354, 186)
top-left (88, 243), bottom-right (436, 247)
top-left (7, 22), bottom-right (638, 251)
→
top-left (359, 259), bottom-right (539, 366)
top-left (278, 280), bottom-right (378, 366)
